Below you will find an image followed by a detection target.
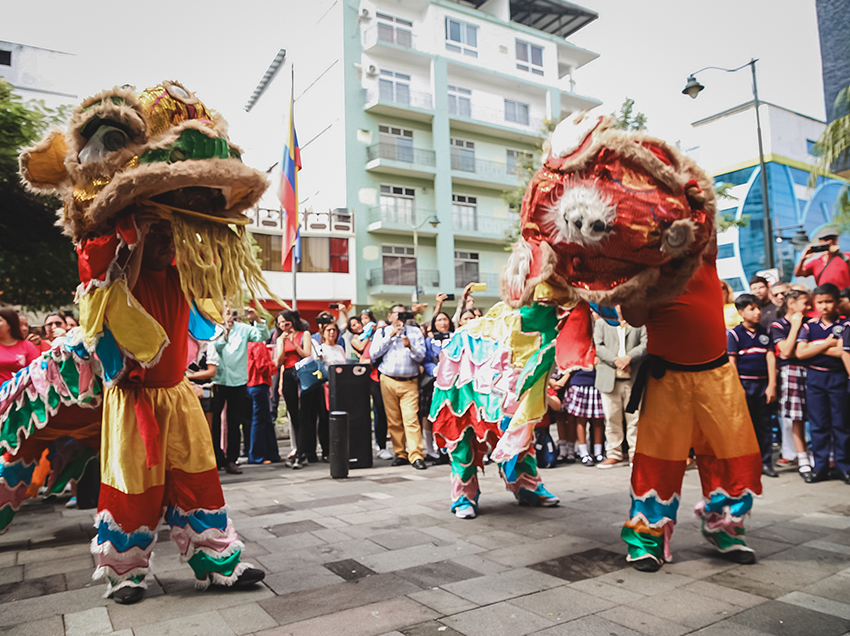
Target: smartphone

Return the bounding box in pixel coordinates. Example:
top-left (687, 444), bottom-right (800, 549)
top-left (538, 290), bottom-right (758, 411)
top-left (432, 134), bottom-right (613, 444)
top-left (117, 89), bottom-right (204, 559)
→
top-left (433, 331), bottom-right (452, 341)
top-left (329, 303), bottom-right (340, 309)
top-left (316, 315), bottom-right (334, 325)
top-left (810, 244), bottom-right (830, 253)
top-left (397, 311), bottom-right (415, 322)
top-left (469, 282), bottom-right (487, 293)
top-left (443, 293), bottom-right (455, 301)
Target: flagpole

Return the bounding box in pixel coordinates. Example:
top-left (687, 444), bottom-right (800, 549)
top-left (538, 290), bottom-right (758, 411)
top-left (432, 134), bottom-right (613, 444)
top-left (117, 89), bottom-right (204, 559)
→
top-left (291, 64), bottom-right (297, 312)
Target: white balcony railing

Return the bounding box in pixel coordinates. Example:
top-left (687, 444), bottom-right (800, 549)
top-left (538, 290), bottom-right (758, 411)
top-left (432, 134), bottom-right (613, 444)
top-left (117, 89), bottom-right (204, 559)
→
top-left (365, 86), bottom-right (433, 111)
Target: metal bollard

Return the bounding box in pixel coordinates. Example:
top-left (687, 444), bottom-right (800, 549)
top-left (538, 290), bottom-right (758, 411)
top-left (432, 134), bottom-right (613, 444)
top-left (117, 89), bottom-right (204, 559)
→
top-left (329, 411), bottom-right (349, 479)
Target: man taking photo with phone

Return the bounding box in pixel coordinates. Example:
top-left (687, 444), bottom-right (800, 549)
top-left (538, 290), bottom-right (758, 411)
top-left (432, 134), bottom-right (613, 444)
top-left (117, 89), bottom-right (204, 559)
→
top-left (794, 228), bottom-right (850, 289)
top-left (371, 304), bottom-right (428, 470)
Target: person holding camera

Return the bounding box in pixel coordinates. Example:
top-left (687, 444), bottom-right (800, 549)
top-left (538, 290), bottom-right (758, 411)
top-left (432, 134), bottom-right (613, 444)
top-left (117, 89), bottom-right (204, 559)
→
top-left (420, 311), bottom-right (455, 462)
top-left (794, 227), bottom-right (850, 290)
top-left (371, 304), bottom-right (428, 470)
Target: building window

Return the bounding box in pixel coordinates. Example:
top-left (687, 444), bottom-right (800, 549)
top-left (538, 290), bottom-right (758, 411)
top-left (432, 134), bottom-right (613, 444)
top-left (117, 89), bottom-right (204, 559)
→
top-left (380, 184), bottom-right (416, 225)
top-left (504, 99), bottom-right (530, 126)
top-left (379, 69), bottom-right (411, 106)
top-left (506, 149), bottom-right (532, 175)
top-left (450, 137), bottom-right (475, 172)
top-left (452, 195), bottom-right (478, 232)
top-left (717, 244), bottom-right (735, 260)
top-left (300, 237), bottom-right (350, 273)
top-left (253, 233), bottom-right (283, 272)
top-left (445, 17), bottom-right (478, 57)
top-left (455, 250), bottom-right (479, 288)
top-left (515, 40), bottom-right (543, 75)
top-left (376, 13), bottom-right (412, 48)
top-left (378, 124), bottom-right (414, 163)
top-left (382, 244), bottom-right (416, 285)
top-left (0, 50), bottom-right (10, 66)
top-left (448, 85), bottom-right (472, 118)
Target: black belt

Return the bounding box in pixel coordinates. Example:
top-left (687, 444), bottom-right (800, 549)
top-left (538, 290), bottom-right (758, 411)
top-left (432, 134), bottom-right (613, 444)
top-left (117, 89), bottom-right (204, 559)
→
top-left (626, 353), bottom-right (729, 414)
top-left (384, 375), bottom-right (418, 382)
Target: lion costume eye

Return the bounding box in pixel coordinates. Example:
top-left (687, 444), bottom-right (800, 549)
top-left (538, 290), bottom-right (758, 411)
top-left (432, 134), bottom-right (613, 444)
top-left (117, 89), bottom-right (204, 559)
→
top-left (78, 125), bottom-right (129, 164)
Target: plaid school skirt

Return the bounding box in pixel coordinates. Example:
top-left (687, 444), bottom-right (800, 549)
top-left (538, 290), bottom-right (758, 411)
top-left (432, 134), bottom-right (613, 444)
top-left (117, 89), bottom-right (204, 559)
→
top-left (780, 364), bottom-right (806, 421)
top-left (565, 385), bottom-right (605, 419)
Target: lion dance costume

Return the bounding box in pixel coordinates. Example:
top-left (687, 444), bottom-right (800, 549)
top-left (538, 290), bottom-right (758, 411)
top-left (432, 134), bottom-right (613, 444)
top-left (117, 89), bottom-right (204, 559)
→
top-left (434, 113), bottom-right (762, 568)
top-left (12, 80), bottom-right (277, 600)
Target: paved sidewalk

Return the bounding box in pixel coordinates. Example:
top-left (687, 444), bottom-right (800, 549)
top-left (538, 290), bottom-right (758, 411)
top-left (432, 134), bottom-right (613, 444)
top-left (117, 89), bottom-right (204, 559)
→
top-left (1, 454), bottom-right (850, 636)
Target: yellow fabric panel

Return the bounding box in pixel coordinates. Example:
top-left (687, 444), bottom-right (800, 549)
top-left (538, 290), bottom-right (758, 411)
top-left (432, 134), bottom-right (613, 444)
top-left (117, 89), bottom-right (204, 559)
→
top-left (636, 364), bottom-right (758, 461)
top-left (505, 371), bottom-right (547, 434)
top-left (79, 285), bottom-right (109, 349)
top-left (100, 380), bottom-right (217, 495)
top-left (103, 280), bottom-right (168, 365)
top-left (464, 303), bottom-right (540, 369)
top-left (24, 132), bottom-right (69, 185)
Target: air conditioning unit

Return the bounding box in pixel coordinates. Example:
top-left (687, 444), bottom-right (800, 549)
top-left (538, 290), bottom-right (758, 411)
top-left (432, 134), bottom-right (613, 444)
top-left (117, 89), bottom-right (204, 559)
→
top-left (360, 8), bottom-right (370, 19)
top-left (366, 64), bottom-right (378, 77)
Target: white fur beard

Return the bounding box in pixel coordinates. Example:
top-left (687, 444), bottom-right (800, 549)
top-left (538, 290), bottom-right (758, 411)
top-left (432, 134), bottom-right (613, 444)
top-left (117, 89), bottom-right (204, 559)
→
top-left (547, 183), bottom-right (618, 247)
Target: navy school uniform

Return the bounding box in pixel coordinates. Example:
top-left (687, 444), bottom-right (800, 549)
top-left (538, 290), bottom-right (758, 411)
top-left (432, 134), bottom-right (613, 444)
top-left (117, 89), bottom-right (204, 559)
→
top-left (727, 324), bottom-right (774, 465)
top-left (798, 318), bottom-right (850, 477)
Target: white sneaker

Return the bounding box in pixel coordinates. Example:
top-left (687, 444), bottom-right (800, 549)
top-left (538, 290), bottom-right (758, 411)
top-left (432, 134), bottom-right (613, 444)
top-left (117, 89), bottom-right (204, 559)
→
top-left (455, 504), bottom-right (477, 519)
top-left (377, 448), bottom-right (393, 460)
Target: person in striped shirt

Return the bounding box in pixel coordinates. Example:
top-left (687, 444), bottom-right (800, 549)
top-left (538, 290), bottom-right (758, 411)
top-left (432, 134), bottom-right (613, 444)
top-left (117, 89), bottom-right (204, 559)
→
top-left (727, 294), bottom-right (778, 478)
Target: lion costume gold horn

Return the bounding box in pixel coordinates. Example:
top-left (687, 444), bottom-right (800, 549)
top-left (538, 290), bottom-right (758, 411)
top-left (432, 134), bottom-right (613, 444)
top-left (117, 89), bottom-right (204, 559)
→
top-left (19, 80), bottom-right (280, 382)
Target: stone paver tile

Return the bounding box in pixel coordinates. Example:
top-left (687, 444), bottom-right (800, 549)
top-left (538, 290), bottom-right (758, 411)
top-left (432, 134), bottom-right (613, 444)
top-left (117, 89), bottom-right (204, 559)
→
top-left (0, 552), bottom-right (16, 568)
top-left (16, 542), bottom-right (93, 564)
top-left (238, 526), bottom-right (277, 542)
top-left (442, 568), bottom-right (563, 605)
top-left (0, 616), bottom-right (66, 636)
top-left (792, 512), bottom-right (850, 530)
top-left (770, 544), bottom-right (850, 574)
top-left (628, 588), bottom-right (746, 629)
top-left (706, 560), bottom-right (835, 599)
top-left (440, 601), bottom-right (554, 636)
top-left (748, 523), bottom-right (828, 546)
top-left (258, 532), bottom-right (326, 553)
top-left (259, 573), bottom-right (423, 626)
top-left (370, 530), bottom-right (441, 551)
top-left (661, 550), bottom-right (742, 580)
top-left (418, 526), bottom-right (465, 543)
top-left (778, 591), bottom-right (850, 620)
top-left (682, 579), bottom-right (768, 608)
top-left (0, 565), bottom-right (23, 585)
top-left (598, 606), bottom-right (691, 636)
top-left (399, 620), bottom-right (465, 636)
top-left (301, 538), bottom-right (389, 564)
top-left (804, 539), bottom-right (850, 556)
top-left (567, 578), bottom-right (646, 605)
top-left (64, 606), bottom-right (112, 636)
top-left (509, 585), bottom-right (615, 622)
top-left (108, 581), bottom-right (273, 630)
top-left (407, 588), bottom-right (478, 615)
top-left (688, 621), bottom-right (775, 636)
top-left (24, 555), bottom-right (93, 580)
top-left (324, 558), bottom-right (378, 581)
top-left (449, 555), bottom-right (511, 576)
top-left (729, 600), bottom-right (850, 635)
top-left (311, 528), bottom-right (352, 544)
top-left (530, 614), bottom-right (642, 635)
top-left (357, 541), bottom-right (483, 573)
top-left (256, 598), bottom-right (439, 636)
top-left (0, 573), bottom-right (66, 603)
top-left (594, 568), bottom-right (695, 597)
top-left (263, 566), bottom-right (346, 595)
top-left (395, 560), bottom-right (483, 589)
top-left (0, 584), bottom-right (108, 628)
top-left (465, 530), bottom-right (527, 550)
top-left (219, 602), bottom-right (279, 635)
top-left (800, 572), bottom-right (850, 604)
top-left (527, 547), bottom-right (626, 582)
top-left (483, 534), bottom-right (600, 568)
top-left (133, 610), bottom-right (237, 636)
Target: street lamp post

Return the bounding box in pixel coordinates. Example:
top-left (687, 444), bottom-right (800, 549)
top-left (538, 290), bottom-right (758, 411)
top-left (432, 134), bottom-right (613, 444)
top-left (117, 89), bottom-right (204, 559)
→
top-left (411, 214), bottom-right (440, 303)
top-left (683, 58), bottom-right (774, 270)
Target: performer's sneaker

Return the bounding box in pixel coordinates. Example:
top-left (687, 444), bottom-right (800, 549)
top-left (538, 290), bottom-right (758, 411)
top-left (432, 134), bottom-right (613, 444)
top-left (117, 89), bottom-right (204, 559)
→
top-left (455, 504), bottom-right (477, 519)
top-left (232, 567), bottom-right (266, 589)
top-left (113, 586), bottom-right (145, 605)
top-left (717, 548), bottom-right (756, 565)
top-left (630, 556), bottom-right (662, 573)
top-left (517, 485), bottom-right (560, 507)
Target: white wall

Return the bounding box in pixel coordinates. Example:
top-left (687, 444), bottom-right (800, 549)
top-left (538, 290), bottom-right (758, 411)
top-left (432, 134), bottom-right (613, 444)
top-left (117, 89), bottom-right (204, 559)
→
top-left (0, 41), bottom-right (77, 108)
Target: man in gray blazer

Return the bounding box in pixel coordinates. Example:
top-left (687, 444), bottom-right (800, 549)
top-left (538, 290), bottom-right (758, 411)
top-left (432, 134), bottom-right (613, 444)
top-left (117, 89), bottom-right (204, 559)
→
top-left (594, 308), bottom-right (647, 468)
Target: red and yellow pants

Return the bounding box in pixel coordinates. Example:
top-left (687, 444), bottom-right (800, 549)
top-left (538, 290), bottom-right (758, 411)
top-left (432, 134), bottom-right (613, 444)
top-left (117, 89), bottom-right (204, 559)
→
top-left (93, 379), bottom-right (247, 595)
top-left (622, 363), bottom-right (762, 564)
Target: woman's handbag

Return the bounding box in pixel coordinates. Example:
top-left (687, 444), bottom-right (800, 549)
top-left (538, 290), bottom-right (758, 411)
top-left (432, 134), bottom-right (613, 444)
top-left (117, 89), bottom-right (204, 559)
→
top-left (294, 341), bottom-right (328, 393)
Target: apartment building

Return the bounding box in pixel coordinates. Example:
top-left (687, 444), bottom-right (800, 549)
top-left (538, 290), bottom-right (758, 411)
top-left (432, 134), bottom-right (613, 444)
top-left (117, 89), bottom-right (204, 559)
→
top-left (0, 41), bottom-right (76, 108)
top-left (243, 0), bottom-right (600, 315)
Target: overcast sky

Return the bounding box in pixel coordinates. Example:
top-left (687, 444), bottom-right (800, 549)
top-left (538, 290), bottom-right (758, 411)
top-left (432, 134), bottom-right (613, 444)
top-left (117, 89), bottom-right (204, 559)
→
top-left (3, 0), bottom-right (825, 165)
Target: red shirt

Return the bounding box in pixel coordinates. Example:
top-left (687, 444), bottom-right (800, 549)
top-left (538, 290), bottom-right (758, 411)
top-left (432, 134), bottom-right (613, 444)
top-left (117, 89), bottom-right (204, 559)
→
top-left (247, 341), bottom-right (274, 387)
top-left (131, 266), bottom-right (189, 388)
top-left (0, 340), bottom-right (40, 384)
top-left (801, 253), bottom-right (850, 289)
top-left (645, 258), bottom-right (728, 365)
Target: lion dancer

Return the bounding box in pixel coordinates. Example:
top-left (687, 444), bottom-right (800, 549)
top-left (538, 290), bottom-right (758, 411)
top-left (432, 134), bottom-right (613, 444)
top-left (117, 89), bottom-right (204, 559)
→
top-left (620, 236), bottom-right (763, 571)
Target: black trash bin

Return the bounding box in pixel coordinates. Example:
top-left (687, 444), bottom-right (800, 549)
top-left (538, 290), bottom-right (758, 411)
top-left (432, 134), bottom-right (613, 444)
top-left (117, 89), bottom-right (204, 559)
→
top-left (328, 364), bottom-right (373, 469)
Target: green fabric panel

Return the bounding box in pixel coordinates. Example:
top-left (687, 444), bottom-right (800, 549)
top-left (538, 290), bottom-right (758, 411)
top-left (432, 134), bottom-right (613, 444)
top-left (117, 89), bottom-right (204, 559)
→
top-left (0, 505), bottom-right (16, 533)
top-left (140, 129), bottom-right (230, 165)
top-left (187, 548), bottom-right (242, 579)
top-left (512, 451), bottom-right (539, 478)
top-left (58, 358), bottom-right (80, 397)
top-left (519, 303), bottom-right (558, 341)
top-left (0, 392), bottom-right (42, 450)
top-left (432, 379), bottom-right (503, 423)
top-left (450, 429), bottom-right (478, 481)
top-left (621, 526), bottom-right (663, 561)
top-left (46, 450), bottom-right (97, 495)
top-left (517, 344), bottom-right (555, 397)
top-left (702, 523), bottom-right (747, 551)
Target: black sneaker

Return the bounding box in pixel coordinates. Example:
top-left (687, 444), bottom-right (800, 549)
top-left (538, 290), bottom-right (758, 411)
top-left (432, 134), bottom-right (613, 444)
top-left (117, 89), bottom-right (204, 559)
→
top-left (113, 585), bottom-right (145, 604)
top-left (232, 567), bottom-right (266, 589)
top-left (719, 549), bottom-right (756, 565)
top-left (631, 557), bottom-right (661, 572)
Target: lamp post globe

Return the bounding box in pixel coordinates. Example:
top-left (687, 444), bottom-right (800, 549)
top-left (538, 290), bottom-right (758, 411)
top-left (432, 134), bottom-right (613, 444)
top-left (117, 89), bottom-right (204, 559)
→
top-left (682, 75), bottom-right (704, 99)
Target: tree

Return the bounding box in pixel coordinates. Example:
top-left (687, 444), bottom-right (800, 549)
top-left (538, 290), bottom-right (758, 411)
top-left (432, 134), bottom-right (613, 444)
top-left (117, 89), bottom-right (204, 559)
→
top-left (612, 97), bottom-right (647, 132)
top-left (0, 80), bottom-right (78, 310)
top-left (810, 84), bottom-right (850, 234)
top-left (713, 182), bottom-right (750, 232)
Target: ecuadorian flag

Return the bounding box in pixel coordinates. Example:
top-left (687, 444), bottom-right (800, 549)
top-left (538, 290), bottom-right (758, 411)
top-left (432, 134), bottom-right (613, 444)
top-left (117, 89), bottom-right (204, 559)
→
top-left (279, 86), bottom-right (301, 272)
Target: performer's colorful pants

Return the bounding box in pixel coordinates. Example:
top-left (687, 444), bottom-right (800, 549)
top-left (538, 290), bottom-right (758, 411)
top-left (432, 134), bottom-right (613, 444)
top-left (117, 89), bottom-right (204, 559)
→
top-left (449, 427), bottom-right (555, 512)
top-left (622, 363), bottom-right (762, 564)
top-left (93, 379), bottom-right (247, 595)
